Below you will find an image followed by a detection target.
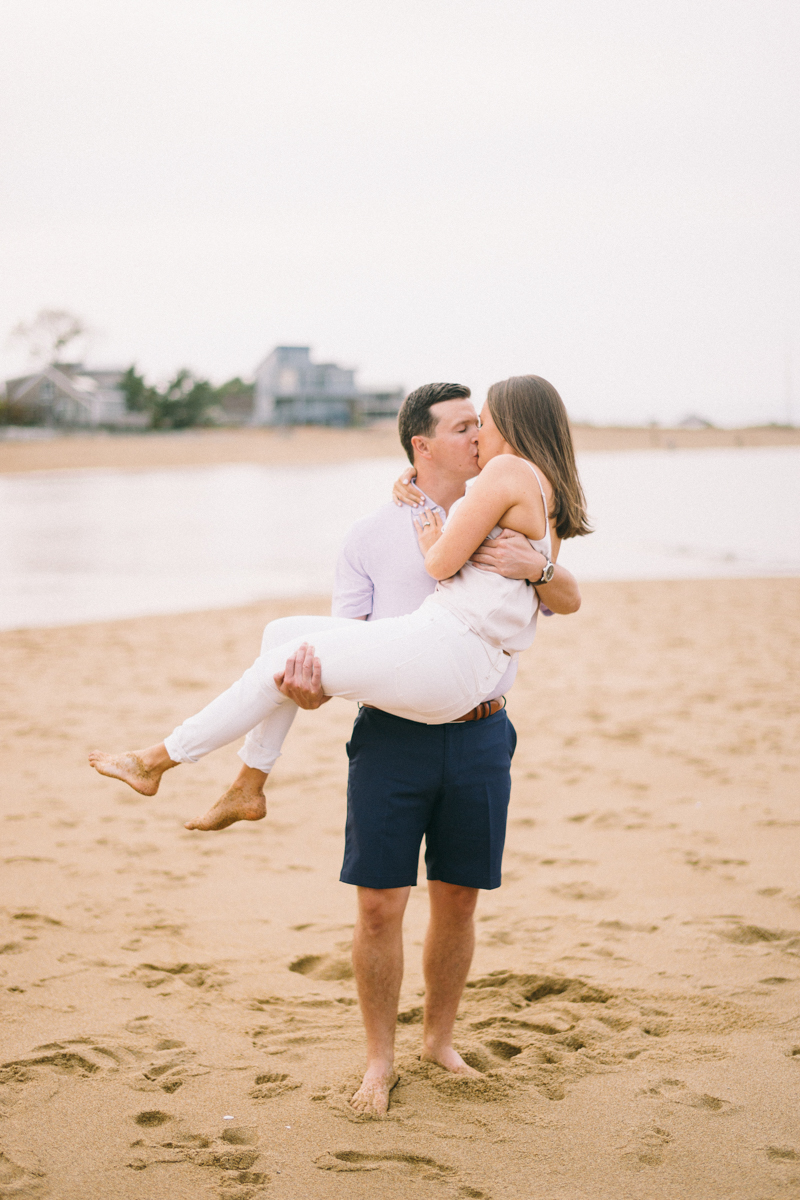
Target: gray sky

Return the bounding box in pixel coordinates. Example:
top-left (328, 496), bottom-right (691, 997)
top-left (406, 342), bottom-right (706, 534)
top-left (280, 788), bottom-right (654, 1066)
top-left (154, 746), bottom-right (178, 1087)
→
top-left (1, 0), bottom-right (798, 425)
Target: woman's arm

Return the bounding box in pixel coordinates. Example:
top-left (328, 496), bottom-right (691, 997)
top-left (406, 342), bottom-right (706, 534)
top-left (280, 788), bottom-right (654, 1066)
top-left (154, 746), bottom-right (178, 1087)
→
top-left (469, 529), bottom-right (580, 613)
top-left (421, 456), bottom-right (535, 580)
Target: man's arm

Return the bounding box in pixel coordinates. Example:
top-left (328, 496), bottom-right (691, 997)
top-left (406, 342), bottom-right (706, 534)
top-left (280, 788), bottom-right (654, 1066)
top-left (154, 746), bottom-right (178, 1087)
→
top-left (469, 529), bottom-right (581, 614)
top-left (332, 526), bottom-right (375, 620)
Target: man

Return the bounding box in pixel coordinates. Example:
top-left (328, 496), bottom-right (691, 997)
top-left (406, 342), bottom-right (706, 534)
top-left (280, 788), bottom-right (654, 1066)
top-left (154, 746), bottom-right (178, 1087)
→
top-left (275, 382), bottom-right (580, 1115)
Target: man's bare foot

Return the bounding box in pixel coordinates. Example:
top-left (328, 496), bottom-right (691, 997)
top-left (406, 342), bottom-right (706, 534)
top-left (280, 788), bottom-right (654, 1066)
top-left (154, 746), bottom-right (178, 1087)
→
top-left (421, 1045), bottom-right (481, 1077)
top-left (184, 783), bottom-right (266, 831)
top-left (349, 1064), bottom-right (399, 1116)
top-left (88, 748), bottom-right (174, 796)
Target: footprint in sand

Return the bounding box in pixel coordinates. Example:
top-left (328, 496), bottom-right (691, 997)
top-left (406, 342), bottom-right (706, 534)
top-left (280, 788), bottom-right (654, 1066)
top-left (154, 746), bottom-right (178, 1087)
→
top-left (457, 972), bottom-right (731, 1101)
top-left (128, 1119), bottom-right (263, 1178)
top-left (314, 1148), bottom-right (457, 1181)
top-left (0, 1034), bottom-right (204, 1104)
top-left (619, 1124), bottom-right (673, 1169)
top-left (765, 1146), bottom-right (800, 1162)
top-left (0, 1148), bottom-right (47, 1197)
top-left (288, 953), bottom-right (354, 981)
top-left (249, 1072), bottom-right (301, 1100)
top-left (9, 911), bottom-right (63, 928)
top-left (640, 1078), bottom-right (732, 1112)
top-left (133, 1040), bottom-right (204, 1094)
top-left (248, 994), bottom-right (355, 1059)
top-left (549, 882), bottom-right (617, 902)
top-left (125, 961), bottom-right (224, 991)
top-left (718, 923), bottom-right (798, 945)
top-left (397, 1006), bottom-right (424, 1025)
top-left (481, 1039), bottom-right (523, 1061)
top-left (464, 970), bottom-right (612, 1005)
top-left (134, 1110), bottom-right (173, 1127)
top-left (2, 1039), bottom-right (139, 1080)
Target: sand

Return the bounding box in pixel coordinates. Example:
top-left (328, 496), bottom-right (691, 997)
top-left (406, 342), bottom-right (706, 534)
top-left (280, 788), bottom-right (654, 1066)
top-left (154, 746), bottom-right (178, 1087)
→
top-left (0, 421), bottom-right (798, 475)
top-left (1, 577), bottom-right (799, 1198)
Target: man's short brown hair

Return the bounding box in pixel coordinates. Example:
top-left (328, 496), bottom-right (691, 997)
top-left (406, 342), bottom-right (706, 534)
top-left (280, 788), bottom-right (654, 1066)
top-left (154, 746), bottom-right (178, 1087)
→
top-left (397, 382), bottom-right (472, 464)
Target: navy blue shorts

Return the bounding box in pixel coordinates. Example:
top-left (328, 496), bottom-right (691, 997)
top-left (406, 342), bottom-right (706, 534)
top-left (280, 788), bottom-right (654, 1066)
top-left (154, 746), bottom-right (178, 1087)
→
top-left (340, 705), bottom-right (517, 891)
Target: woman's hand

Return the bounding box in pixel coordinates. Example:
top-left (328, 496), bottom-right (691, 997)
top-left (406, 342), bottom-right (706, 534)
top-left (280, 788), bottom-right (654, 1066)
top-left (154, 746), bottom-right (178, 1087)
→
top-left (413, 507), bottom-right (444, 556)
top-left (392, 467), bottom-right (426, 507)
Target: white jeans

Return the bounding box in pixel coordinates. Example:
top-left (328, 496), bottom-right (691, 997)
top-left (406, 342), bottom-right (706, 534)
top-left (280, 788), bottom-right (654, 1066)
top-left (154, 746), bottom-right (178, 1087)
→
top-left (163, 602), bottom-right (507, 773)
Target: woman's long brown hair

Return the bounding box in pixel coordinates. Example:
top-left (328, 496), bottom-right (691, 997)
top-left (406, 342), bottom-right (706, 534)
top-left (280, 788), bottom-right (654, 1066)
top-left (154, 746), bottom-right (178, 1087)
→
top-left (487, 375), bottom-right (592, 540)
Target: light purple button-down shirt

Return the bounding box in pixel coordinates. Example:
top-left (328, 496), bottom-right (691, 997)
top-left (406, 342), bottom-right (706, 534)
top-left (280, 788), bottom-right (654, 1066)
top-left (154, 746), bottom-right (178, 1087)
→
top-left (332, 493), bottom-right (519, 702)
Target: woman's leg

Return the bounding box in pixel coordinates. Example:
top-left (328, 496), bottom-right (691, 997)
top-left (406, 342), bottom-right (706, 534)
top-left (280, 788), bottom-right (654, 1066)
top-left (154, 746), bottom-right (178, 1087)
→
top-left (172, 607), bottom-right (502, 771)
top-left (235, 614), bottom-right (347, 772)
top-left (163, 615), bottom-right (351, 768)
top-left (88, 615), bottom-right (349, 799)
top-left (184, 762), bottom-right (269, 831)
top-left (91, 608), bottom-right (506, 822)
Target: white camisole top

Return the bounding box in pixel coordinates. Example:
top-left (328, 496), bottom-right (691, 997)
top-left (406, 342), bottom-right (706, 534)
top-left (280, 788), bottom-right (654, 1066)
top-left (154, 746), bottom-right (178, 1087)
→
top-left (428, 460), bottom-right (553, 653)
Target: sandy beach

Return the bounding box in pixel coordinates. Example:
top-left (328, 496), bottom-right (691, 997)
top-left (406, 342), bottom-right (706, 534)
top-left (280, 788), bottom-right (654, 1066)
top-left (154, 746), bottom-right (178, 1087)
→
top-left (1, 577), bottom-right (798, 1198)
top-left (0, 421), bottom-right (798, 475)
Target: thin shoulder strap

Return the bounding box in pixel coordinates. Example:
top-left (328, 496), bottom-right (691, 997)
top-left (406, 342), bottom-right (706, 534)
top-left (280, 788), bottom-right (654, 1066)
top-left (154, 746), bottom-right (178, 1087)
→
top-left (525, 460), bottom-right (550, 538)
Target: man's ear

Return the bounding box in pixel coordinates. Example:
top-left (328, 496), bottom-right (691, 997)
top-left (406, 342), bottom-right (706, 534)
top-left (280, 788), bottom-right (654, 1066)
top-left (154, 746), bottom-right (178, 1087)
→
top-left (410, 435), bottom-right (432, 461)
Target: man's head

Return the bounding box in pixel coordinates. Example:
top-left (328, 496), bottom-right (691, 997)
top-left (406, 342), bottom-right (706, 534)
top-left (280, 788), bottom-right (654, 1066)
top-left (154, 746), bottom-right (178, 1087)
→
top-left (397, 383), bottom-right (479, 481)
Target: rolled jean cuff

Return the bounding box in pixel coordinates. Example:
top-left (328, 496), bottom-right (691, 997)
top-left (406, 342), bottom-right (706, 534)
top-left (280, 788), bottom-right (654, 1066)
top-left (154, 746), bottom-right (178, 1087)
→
top-left (163, 731), bottom-right (196, 765)
top-left (237, 743), bottom-right (281, 774)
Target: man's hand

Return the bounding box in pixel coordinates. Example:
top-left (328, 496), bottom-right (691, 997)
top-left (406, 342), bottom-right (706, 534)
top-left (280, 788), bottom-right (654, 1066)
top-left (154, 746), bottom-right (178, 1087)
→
top-left (273, 643), bottom-right (331, 709)
top-left (470, 529), bottom-right (581, 614)
top-left (469, 528), bottom-right (545, 579)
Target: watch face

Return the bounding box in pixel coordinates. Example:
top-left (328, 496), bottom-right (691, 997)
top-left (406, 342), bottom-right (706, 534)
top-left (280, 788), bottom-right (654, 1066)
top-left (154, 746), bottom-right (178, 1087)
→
top-left (543, 563), bottom-right (555, 582)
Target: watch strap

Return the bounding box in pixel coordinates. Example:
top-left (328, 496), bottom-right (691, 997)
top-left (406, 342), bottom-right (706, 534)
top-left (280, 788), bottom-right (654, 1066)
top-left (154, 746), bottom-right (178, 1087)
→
top-left (535, 557), bottom-right (554, 585)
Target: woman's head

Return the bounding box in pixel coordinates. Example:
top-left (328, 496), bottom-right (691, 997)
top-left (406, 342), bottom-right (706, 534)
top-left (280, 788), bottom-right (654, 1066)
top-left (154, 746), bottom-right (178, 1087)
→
top-left (481, 375), bottom-right (592, 540)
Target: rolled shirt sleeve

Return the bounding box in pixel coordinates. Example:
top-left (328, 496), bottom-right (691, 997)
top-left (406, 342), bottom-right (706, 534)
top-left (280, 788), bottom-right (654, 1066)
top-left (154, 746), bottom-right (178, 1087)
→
top-left (332, 529), bottom-right (374, 619)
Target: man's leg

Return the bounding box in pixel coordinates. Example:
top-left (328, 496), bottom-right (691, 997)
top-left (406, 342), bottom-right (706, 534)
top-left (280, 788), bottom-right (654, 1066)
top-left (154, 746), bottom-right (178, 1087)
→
top-left (350, 885), bottom-right (410, 1115)
top-left (421, 880), bottom-right (481, 1075)
top-left (420, 711), bottom-right (516, 1072)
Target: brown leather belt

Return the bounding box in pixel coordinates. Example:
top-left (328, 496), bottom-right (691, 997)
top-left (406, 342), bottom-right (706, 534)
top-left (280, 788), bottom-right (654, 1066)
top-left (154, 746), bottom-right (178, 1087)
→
top-left (361, 697), bottom-right (506, 723)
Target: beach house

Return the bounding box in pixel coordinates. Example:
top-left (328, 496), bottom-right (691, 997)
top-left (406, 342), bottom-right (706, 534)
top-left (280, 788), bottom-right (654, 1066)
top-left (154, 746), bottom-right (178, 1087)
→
top-left (3, 364), bottom-right (143, 427)
top-left (253, 346), bottom-right (403, 426)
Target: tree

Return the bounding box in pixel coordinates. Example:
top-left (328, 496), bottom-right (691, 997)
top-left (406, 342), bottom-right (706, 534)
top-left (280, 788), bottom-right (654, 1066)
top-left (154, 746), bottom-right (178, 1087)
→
top-left (10, 309), bottom-right (89, 365)
top-left (119, 365), bottom-right (154, 413)
top-left (148, 369), bottom-right (215, 429)
top-left (120, 365), bottom-right (215, 429)
top-left (214, 376), bottom-right (255, 421)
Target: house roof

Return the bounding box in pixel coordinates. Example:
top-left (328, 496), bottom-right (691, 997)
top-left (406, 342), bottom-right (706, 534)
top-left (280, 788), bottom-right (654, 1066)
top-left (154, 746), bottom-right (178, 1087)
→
top-left (10, 365), bottom-right (94, 412)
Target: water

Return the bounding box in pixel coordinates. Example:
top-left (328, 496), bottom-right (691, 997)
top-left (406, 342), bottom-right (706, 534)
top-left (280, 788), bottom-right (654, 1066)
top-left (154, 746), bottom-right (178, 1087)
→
top-left (0, 447), bottom-right (798, 630)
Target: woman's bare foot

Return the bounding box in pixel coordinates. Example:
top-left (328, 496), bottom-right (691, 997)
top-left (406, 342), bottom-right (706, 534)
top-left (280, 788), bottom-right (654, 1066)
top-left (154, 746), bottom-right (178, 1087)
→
top-left (349, 1063), bottom-right (399, 1116)
top-left (88, 744), bottom-right (176, 796)
top-left (184, 765), bottom-right (268, 832)
top-left (420, 1045), bottom-right (481, 1077)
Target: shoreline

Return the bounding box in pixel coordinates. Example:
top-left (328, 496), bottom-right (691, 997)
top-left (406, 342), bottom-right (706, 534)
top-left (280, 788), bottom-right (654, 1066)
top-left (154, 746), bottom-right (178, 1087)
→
top-left (1, 571), bottom-right (799, 636)
top-left (1, 421), bottom-right (798, 474)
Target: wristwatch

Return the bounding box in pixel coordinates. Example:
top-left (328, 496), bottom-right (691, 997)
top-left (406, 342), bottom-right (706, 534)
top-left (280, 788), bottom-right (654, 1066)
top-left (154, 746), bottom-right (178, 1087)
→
top-left (534, 557), bottom-right (555, 585)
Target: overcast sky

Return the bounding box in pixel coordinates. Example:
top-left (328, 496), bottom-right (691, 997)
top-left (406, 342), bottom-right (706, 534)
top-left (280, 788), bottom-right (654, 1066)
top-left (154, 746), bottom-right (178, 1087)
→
top-left (1, 0), bottom-right (798, 425)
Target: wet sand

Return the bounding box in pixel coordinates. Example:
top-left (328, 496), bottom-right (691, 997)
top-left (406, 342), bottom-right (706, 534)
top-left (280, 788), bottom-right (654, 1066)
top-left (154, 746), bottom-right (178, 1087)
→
top-left (0, 421), bottom-right (798, 474)
top-left (1, 578), bottom-right (799, 1198)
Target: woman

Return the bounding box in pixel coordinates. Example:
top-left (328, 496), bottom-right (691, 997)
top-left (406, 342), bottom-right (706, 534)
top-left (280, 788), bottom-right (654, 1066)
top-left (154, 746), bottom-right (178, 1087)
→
top-left (89, 375), bottom-right (591, 829)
